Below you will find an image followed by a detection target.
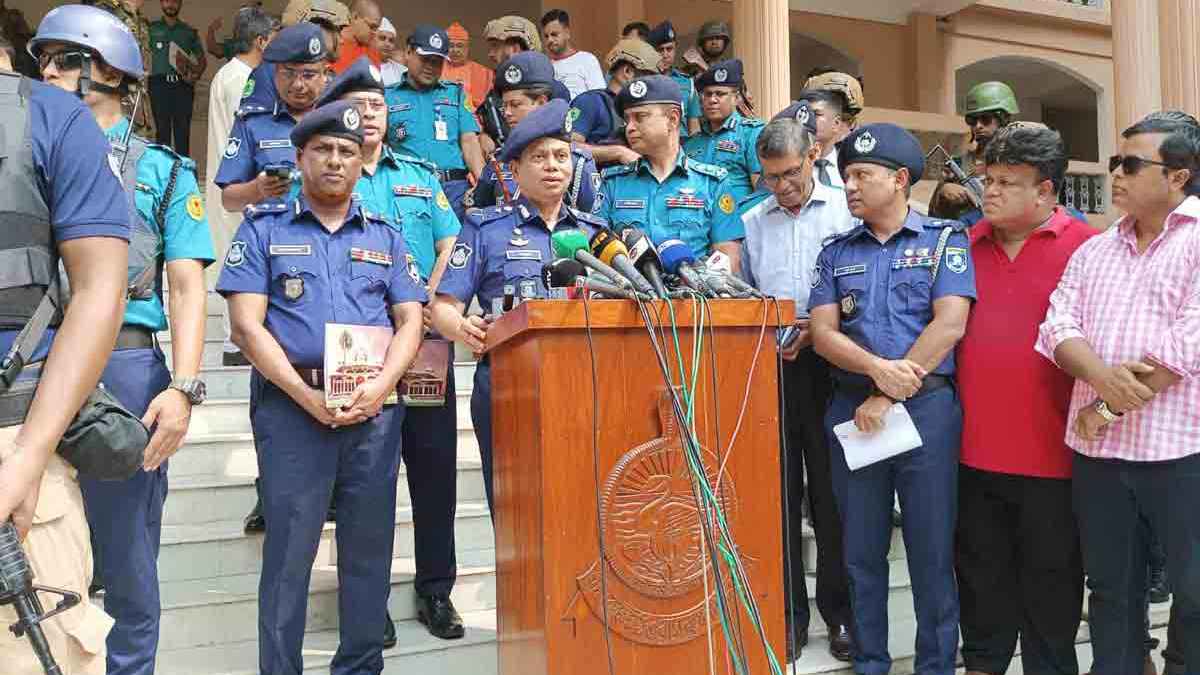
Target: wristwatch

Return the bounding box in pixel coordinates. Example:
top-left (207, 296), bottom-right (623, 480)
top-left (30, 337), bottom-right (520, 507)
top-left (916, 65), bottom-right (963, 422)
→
top-left (1094, 399), bottom-right (1123, 423)
top-left (170, 377), bottom-right (207, 405)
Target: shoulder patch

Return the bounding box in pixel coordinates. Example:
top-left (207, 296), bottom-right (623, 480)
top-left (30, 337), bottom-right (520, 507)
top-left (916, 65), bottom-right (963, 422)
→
top-left (448, 242), bottom-right (472, 270)
top-left (225, 240), bottom-right (247, 267)
top-left (186, 194), bottom-right (205, 221)
top-left (601, 164), bottom-right (635, 179)
top-left (690, 159), bottom-right (728, 180)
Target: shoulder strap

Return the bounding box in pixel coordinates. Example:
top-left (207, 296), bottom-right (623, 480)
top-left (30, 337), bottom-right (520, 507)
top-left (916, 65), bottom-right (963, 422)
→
top-left (930, 225), bottom-right (955, 285)
top-left (0, 275), bottom-right (59, 393)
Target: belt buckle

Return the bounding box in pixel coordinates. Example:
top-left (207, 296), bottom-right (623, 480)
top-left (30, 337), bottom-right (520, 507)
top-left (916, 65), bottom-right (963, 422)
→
top-left (167, 73), bottom-right (179, 84)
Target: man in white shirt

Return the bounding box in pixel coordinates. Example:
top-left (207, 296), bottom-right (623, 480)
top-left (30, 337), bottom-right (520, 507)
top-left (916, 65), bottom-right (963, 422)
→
top-left (205, 5), bottom-right (273, 364)
top-left (375, 17), bottom-right (406, 86)
top-left (539, 8), bottom-right (603, 99)
top-left (740, 108), bottom-right (856, 664)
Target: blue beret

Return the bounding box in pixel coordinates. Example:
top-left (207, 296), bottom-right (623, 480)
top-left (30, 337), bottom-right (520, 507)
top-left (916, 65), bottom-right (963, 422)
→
top-left (617, 75), bottom-right (683, 116)
top-left (496, 51), bottom-right (556, 94)
top-left (646, 20), bottom-right (675, 48)
top-left (696, 59), bottom-right (743, 91)
top-left (772, 100), bottom-right (818, 136)
top-left (317, 56), bottom-right (384, 107)
top-left (290, 100), bottom-right (365, 148)
top-left (409, 24), bottom-right (450, 60)
top-left (498, 99), bottom-right (572, 163)
top-left (263, 22), bottom-right (327, 64)
top-left (838, 123), bottom-right (926, 184)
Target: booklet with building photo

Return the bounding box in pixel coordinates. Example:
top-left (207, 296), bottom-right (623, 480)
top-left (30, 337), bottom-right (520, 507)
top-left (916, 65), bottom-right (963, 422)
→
top-left (324, 324), bottom-right (398, 408)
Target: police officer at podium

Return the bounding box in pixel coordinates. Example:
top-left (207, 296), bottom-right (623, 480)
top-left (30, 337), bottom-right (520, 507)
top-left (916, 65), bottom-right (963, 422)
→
top-left (429, 99), bottom-right (603, 514)
top-left (217, 100), bottom-right (426, 674)
top-left (808, 123), bottom-right (974, 675)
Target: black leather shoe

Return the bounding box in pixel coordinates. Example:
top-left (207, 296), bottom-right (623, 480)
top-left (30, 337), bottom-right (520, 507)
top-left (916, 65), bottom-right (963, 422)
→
top-left (243, 499), bottom-right (265, 533)
top-left (383, 611), bottom-right (397, 649)
top-left (1148, 565), bottom-right (1171, 604)
top-left (828, 624), bottom-right (854, 662)
top-left (416, 594), bottom-right (465, 640)
top-left (786, 622), bottom-right (808, 661)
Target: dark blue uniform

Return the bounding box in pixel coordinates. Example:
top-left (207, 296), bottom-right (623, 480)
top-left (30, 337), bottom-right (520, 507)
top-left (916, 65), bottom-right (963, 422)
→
top-left (436, 198), bottom-right (601, 511)
top-left (472, 146), bottom-right (600, 213)
top-left (216, 101), bottom-right (427, 675)
top-left (567, 88), bottom-right (621, 144)
top-left (808, 124), bottom-right (976, 675)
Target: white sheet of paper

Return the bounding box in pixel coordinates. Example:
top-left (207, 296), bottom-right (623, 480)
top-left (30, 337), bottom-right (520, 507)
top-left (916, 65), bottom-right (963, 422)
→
top-left (833, 403), bottom-right (923, 471)
top-left (168, 42), bottom-right (197, 71)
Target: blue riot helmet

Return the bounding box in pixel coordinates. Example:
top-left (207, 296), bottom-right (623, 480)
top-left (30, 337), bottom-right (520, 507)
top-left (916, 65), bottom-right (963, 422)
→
top-left (28, 4), bottom-right (145, 97)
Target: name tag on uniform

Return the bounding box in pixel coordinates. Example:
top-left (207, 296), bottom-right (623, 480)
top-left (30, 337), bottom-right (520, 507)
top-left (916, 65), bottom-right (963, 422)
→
top-left (716, 140), bottom-right (740, 153)
top-left (258, 139), bottom-right (293, 149)
top-left (505, 249), bottom-right (543, 261)
top-left (833, 264), bottom-right (867, 277)
top-left (269, 244), bottom-right (312, 256)
top-left (665, 195), bottom-right (706, 209)
top-left (892, 257), bottom-right (935, 270)
top-left (435, 98), bottom-right (453, 106)
top-left (394, 185), bottom-right (433, 198)
top-left (614, 199), bottom-right (646, 209)
top-left (388, 103), bottom-right (412, 112)
top-left (434, 119), bottom-right (449, 141)
top-left (350, 247), bottom-right (393, 266)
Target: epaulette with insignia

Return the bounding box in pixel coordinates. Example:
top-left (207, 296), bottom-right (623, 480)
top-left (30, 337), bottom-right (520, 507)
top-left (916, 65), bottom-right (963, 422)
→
top-left (144, 141), bottom-right (197, 170)
top-left (601, 163), bottom-right (635, 179)
top-left (689, 159), bottom-right (728, 180)
top-left (471, 205), bottom-right (514, 226)
top-left (566, 206), bottom-right (605, 226)
top-left (740, 117), bottom-right (765, 127)
top-left (243, 202), bottom-right (288, 218)
top-left (395, 152), bottom-right (438, 172)
top-left (928, 217), bottom-right (967, 232)
top-left (236, 104), bottom-right (270, 119)
top-left (822, 225), bottom-right (862, 247)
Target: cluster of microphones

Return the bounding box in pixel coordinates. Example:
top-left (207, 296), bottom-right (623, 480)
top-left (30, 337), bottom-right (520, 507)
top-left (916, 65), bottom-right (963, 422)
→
top-left (536, 225), bottom-right (764, 304)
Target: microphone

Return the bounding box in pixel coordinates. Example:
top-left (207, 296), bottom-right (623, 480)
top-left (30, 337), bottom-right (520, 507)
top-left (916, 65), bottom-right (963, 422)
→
top-left (575, 276), bottom-right (650, 301)
top-left (550, 229), bottom-right (634, 290)
top-left (588, 228), bottom-right (658, 298)
top-left (704, 251), bottom-right (765, 298)
top-left (541, 258), bottom-right (646, 300)
top-left (655, 240), bottom-right (719, 297)
top-left (618, 227), bottom-right (670, 299)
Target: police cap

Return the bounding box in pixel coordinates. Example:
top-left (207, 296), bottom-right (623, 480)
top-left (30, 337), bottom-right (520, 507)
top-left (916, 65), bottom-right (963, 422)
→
top-left (409, 24), bottom-right (450, 61)
top-left (317, 56), bottom-right (383, 107)
top-left (617, 75), bottom-right (682, 116)
top-left (645, 20), bottom-right (676, 48)
top-left (291, 100), bottom-right (365, 148)
top-left (263, 22), bottom-right (327, 64)
top-left (498, 99), bottom-right (572, 163)
top-left (496, 51), bottom-right (556, 94)
top-left (838, 123), bottom-right (925, 185)
top-left (604, 38), bottom-right (661, 73)
top-left (772, 100), bottom-right (818, 136)
top-left (696, 58), bottom-right (742, 91)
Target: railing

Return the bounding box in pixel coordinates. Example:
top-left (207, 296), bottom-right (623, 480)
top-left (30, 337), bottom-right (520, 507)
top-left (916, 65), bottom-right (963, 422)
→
top-left (1063, 173), bottom-right (1106, 214)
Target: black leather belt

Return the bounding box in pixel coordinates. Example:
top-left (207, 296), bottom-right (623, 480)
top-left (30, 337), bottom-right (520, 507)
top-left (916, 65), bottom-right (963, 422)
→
top-left (436, 169), bottom-right (469, 182)
top-left (151, 73), bottom-right (188, 85)
top-left (835, 373), bottom-right (952, 399)
top-left (296, 367), bottom-right (325, 389)
top-left (114, 326), bottom-right (154, 350)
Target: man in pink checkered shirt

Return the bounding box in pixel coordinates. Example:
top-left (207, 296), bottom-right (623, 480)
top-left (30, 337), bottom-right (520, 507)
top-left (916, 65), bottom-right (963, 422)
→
top-left (1036, 111), bottom-right (1199, 675)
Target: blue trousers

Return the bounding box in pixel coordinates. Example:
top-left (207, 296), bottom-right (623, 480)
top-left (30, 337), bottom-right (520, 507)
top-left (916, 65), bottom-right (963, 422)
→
top-left (827, 385), bottom-right (961, 675)
top-left (79, 346), bottom-right (171, 675)
top-left (251, 372), bottom-right (404, 675)
top-left (469, 358), bottom-right (493, 516)
top-left (442, 178), bottom-right (472, 226)
top-left (399, 349), bottom-right (458, 596)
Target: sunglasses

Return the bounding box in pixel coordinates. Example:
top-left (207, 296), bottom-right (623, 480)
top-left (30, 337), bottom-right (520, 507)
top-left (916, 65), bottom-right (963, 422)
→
top-left (964, 112), bottom-right (998, 127)
top-left (37, 50), bottom-right (87, 73)
top-left (1108, 154), bottom-right (1172, 175)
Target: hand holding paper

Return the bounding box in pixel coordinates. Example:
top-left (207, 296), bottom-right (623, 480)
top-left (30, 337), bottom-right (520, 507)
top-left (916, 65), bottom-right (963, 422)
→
top-left (833, 402), bottom-right (923, 471)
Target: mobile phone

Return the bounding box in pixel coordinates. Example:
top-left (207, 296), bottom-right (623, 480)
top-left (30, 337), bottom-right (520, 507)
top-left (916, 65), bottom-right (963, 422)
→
top-left (777, 324), bottom-right (801, 348)
top-left (263, 163), bottom-right (292, 180)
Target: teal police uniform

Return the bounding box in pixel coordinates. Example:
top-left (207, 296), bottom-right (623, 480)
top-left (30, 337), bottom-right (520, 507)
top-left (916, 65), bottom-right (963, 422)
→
top-left (83, 116), bottom-right (215, 675)
top-left (684, 59), bottom-right (763, 200)
top-left (808, 123), bottom-right (975, 675)
top-left (645, 21), bottom-right (700, 138)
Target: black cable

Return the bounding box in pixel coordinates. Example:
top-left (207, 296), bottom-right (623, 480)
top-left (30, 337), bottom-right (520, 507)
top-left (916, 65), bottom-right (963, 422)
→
top-left (582, 291), bottom-right (618, 675)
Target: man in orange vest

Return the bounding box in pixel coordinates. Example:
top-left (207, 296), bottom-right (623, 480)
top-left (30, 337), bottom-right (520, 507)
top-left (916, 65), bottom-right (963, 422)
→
top-left (440, 21), bottom-right (492, 107)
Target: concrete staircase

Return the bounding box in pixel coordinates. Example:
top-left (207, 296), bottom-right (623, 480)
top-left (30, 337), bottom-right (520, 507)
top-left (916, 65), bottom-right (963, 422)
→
top-left (150, 291), bottom-right (1174, 674)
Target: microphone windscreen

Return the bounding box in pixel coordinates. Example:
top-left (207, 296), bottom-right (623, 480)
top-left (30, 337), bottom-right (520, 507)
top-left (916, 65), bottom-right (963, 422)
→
top-left (620, 228), bottom-right (658, 265)
top-left (542, 259), bottom-right (586, 288)
top-left (550, 229), bottom-right (591, 259)
top-left (655, 239), bottom-right (696, 275)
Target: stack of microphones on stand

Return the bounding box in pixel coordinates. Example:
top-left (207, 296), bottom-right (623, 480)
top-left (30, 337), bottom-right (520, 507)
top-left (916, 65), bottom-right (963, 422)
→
top-left (541, 225), bottom-right (764, 301)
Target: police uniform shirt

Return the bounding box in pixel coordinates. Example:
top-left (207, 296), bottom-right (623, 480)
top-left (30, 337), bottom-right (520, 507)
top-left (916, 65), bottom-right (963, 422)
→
top-left (148, 18), bottom-right (202, 77)
top-left (240, 62), bottom-right (277, 109)
top-left (807, 209), bottom-right (976, 380)
top-left (357, 148), bottom-right (461, 280)
top-left (215, 196), bottom-right (428, 367)
top-left (436, 198), bottom-right (602, 310)
top-left (683, 110), bottom-right (764, 200)
top-left (473, 146), bottom-right (601, 213)
top-left (567, 88), bottom-right (620, 144)
top-left (384, 74), bottom-right (481, 171)
top-left (668, 68), bottom-right (702, 126)
top-left (0, 77), bottom-right (131, 357)
top-left (598, 149), bottom-right (744, 258)
top-left (213, 101), bottom-right (300, 199)
top-left (104, 118), bottom-right (217, 331)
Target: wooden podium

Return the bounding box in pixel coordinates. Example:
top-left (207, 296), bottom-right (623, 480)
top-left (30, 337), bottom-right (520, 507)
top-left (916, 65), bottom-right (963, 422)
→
top-left (484, 299), bottom-right (792, 675)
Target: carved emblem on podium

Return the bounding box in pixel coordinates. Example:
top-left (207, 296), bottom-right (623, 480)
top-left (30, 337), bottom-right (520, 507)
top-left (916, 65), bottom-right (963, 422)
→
top-left (565, 392), bottom-right (740, 646)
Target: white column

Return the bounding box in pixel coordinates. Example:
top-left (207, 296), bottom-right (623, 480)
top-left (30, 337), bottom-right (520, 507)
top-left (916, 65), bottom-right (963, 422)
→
top-left (733, 0), bottom-right (791, 119)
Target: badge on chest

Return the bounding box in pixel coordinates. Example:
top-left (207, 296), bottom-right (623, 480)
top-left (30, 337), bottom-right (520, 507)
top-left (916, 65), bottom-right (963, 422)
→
top-left (840, 293), bottom-right (857, 318)
top-left (284, 277), bottom-right (305, 300)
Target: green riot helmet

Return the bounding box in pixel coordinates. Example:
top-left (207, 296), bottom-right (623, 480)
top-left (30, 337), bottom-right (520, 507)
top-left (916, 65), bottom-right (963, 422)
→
top-left (697, 21), bottom-right (731, 47)
top-left (964, 81), bottom-right (1020, 118)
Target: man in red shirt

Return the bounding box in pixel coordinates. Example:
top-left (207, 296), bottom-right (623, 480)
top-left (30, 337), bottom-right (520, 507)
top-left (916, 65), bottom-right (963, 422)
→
top-left (955, 122), bottom-right (1096, 675)
top-left (330, 0), bottom-right (380, 73)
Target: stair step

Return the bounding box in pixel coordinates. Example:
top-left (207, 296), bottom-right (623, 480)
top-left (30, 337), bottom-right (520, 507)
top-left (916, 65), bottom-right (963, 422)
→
top-left (156, 556), bottom-right (497, 651)
top-left (155, 609), bottom-right (499, 675)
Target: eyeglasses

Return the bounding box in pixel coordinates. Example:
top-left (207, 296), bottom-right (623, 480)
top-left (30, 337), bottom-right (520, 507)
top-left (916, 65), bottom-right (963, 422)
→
top-left (37, 50), bottom-right (87, 73)
top-left (761, 165), bottom-right (808, 188)
top-left (1109, 154), bottom-right (1172, 175)
top-left (278, 65), bottom-right (325, 84)
top-left (348, 97), bottom-right (387, 112)
top-left (965, 112), bottom-right (999, 128)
